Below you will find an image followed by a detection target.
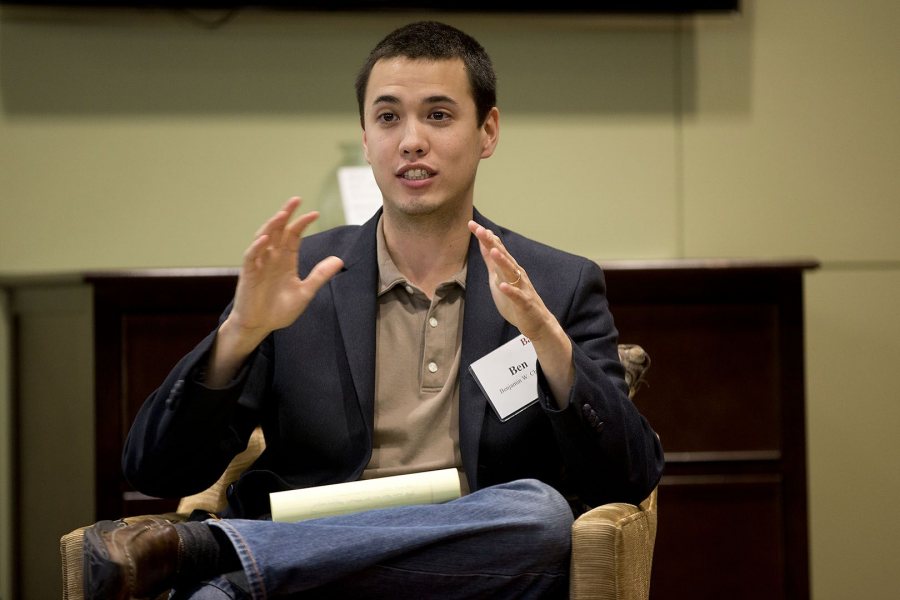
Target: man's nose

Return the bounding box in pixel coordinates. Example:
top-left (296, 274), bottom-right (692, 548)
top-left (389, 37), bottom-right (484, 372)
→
top-left (399, 123), bottom-right (428, 156)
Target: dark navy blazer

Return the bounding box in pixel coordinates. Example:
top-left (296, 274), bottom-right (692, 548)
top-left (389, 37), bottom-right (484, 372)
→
top-left (123, 209), bottom-right (664, 518)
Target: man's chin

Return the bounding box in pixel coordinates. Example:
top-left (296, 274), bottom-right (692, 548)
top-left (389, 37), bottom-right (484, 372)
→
top-left (386, 199), bottom-right (442, 218)
top-left (383, 193), bottom-right (470, 224)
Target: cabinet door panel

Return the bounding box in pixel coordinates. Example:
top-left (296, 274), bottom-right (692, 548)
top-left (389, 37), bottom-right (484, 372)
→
top-left (614, 303), bottom-right (782, 454)
top-left (652, 477), bottom-right (786, 599)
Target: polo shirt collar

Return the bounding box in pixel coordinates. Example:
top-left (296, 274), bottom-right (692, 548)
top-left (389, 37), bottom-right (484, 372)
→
top-left (375, 216), bottom-right (467, 296)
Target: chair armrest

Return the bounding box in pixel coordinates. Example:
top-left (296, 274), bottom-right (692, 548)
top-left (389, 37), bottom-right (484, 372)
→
top-left (618, 344), bottom-right (650, 400)
top-left (60, 513), bottom-right (186, 600)
top-left (177, 426), bottom-right (267, 515)
top-left (569, 488), bottom-right (658, 600)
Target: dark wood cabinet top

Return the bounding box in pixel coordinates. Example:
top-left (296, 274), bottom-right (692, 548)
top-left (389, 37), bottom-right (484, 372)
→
top-left (83, 257), bottom-right (819, 282)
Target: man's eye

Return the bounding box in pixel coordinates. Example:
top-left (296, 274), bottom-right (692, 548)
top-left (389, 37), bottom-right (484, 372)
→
top-left (430, 111), bottom-right (447, 121)
top-left (378, 113), bottom-right (397, 123)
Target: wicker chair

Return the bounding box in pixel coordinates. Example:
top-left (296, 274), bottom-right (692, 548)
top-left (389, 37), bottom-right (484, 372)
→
top-left (61, 344), bottom-right (657, 600)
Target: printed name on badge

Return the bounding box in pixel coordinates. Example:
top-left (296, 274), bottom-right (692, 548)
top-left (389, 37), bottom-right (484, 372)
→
top-left (468, 334), bottom-right (539, 421)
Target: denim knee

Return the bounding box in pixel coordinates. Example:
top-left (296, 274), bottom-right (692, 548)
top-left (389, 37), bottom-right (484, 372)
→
top-left (501, 479), bottom-right (574, 558)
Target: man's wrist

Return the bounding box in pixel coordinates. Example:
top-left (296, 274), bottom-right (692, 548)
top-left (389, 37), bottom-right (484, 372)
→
top-left (205, 318), bottom-right (266, 388)
top-left (529, 322), bottom-right (575, 408)
top-left (217, 317), bottom-right (268, 358)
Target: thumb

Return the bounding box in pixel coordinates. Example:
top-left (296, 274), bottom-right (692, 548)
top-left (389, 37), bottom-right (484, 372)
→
top-left (303, 256), bottom-right (344, 294)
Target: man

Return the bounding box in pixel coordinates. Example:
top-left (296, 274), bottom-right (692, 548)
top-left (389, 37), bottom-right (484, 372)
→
top-left (84, 21), bottom-right (663, 599)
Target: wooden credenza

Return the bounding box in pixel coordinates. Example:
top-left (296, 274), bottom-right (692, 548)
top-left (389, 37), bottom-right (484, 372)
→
top-left (87, 258), bottom-right (817, 599)
top-left (601, 259), bottom-right (817, 600)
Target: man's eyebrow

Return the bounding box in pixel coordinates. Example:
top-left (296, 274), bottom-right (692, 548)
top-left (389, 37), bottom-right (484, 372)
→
top-left (423, 95), bottom-right (459, 106)
top-left (372, 94), bottom-right (400, 106)
top-left (370, 95), bottom-right (460, 107)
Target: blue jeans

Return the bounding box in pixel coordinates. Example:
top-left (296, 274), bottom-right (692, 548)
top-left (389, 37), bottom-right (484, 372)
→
top-left (174, 478), bottom-right (573, 599)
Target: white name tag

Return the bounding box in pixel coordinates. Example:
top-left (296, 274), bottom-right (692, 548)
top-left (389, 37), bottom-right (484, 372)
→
top-left (469, 334), bottom-right (539, 421)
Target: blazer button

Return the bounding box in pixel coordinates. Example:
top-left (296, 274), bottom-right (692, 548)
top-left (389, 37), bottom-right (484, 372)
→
top-left (582, 403), bottom-right (604, 432)
top-left (165, 379), bottom-right (185, 409)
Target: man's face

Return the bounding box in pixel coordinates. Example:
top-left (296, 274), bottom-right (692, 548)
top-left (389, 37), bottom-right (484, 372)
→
top-left (362, 57), bottom-right (499, 222)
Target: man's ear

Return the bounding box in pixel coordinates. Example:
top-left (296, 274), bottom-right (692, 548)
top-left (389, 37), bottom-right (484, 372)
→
top-left (480, 107), bottom-right (500, 159)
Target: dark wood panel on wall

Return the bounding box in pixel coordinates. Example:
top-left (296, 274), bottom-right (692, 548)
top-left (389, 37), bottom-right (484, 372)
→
top-left (612, 302), bottom-right (782, 453)
top-left (602, 259), bottom-right (817, 600)
top-left (88, 270), bottom-right (238, 520)
top-left (86, 258), bottom-right (817, 598)
top-left (653, 476), bottom-right (786, 599)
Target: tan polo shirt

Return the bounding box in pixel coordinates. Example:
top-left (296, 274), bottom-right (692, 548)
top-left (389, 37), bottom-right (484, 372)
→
top-left (362, 217), bottom-right (469, 493)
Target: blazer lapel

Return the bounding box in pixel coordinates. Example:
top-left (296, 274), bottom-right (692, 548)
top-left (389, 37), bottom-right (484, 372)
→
top-left (330, 213), bottom-right (380, 437)
top-left (459, 209), bottom-right (515, 489)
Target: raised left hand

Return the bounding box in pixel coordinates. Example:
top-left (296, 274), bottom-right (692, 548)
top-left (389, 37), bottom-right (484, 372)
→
top-left (467, 220), bottom-right (556, 343)
top-left (467, 220), bottom-right (576, 406)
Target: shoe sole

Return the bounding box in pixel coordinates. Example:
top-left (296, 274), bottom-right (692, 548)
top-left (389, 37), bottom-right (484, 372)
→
top-left (83, 520), bottom-right (129, 600)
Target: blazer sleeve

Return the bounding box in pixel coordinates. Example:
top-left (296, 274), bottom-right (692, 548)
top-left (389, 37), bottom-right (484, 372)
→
top-left (538, 259), bottom-right (664, 506)
top-left (121, 315), bottom-right (270, 499)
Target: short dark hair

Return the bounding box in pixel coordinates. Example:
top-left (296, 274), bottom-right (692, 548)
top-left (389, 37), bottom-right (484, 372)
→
top-left (354, 21), bottom-right (497, 128)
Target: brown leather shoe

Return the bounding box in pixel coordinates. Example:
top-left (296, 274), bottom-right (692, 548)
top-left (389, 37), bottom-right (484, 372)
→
top-left (83, 516), bottom-right (182, 600)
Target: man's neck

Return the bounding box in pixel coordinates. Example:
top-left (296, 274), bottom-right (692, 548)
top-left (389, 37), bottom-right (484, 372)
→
top-left (381, 210), bottom-right (472, 298)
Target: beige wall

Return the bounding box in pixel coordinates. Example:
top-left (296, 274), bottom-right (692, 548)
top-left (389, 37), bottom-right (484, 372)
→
top-left (1, 1), bottom-right (898, 598)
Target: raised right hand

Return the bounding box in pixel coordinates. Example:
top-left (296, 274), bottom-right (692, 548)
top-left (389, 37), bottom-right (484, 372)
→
top-left (208, 197), bottom-right (344, 386)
